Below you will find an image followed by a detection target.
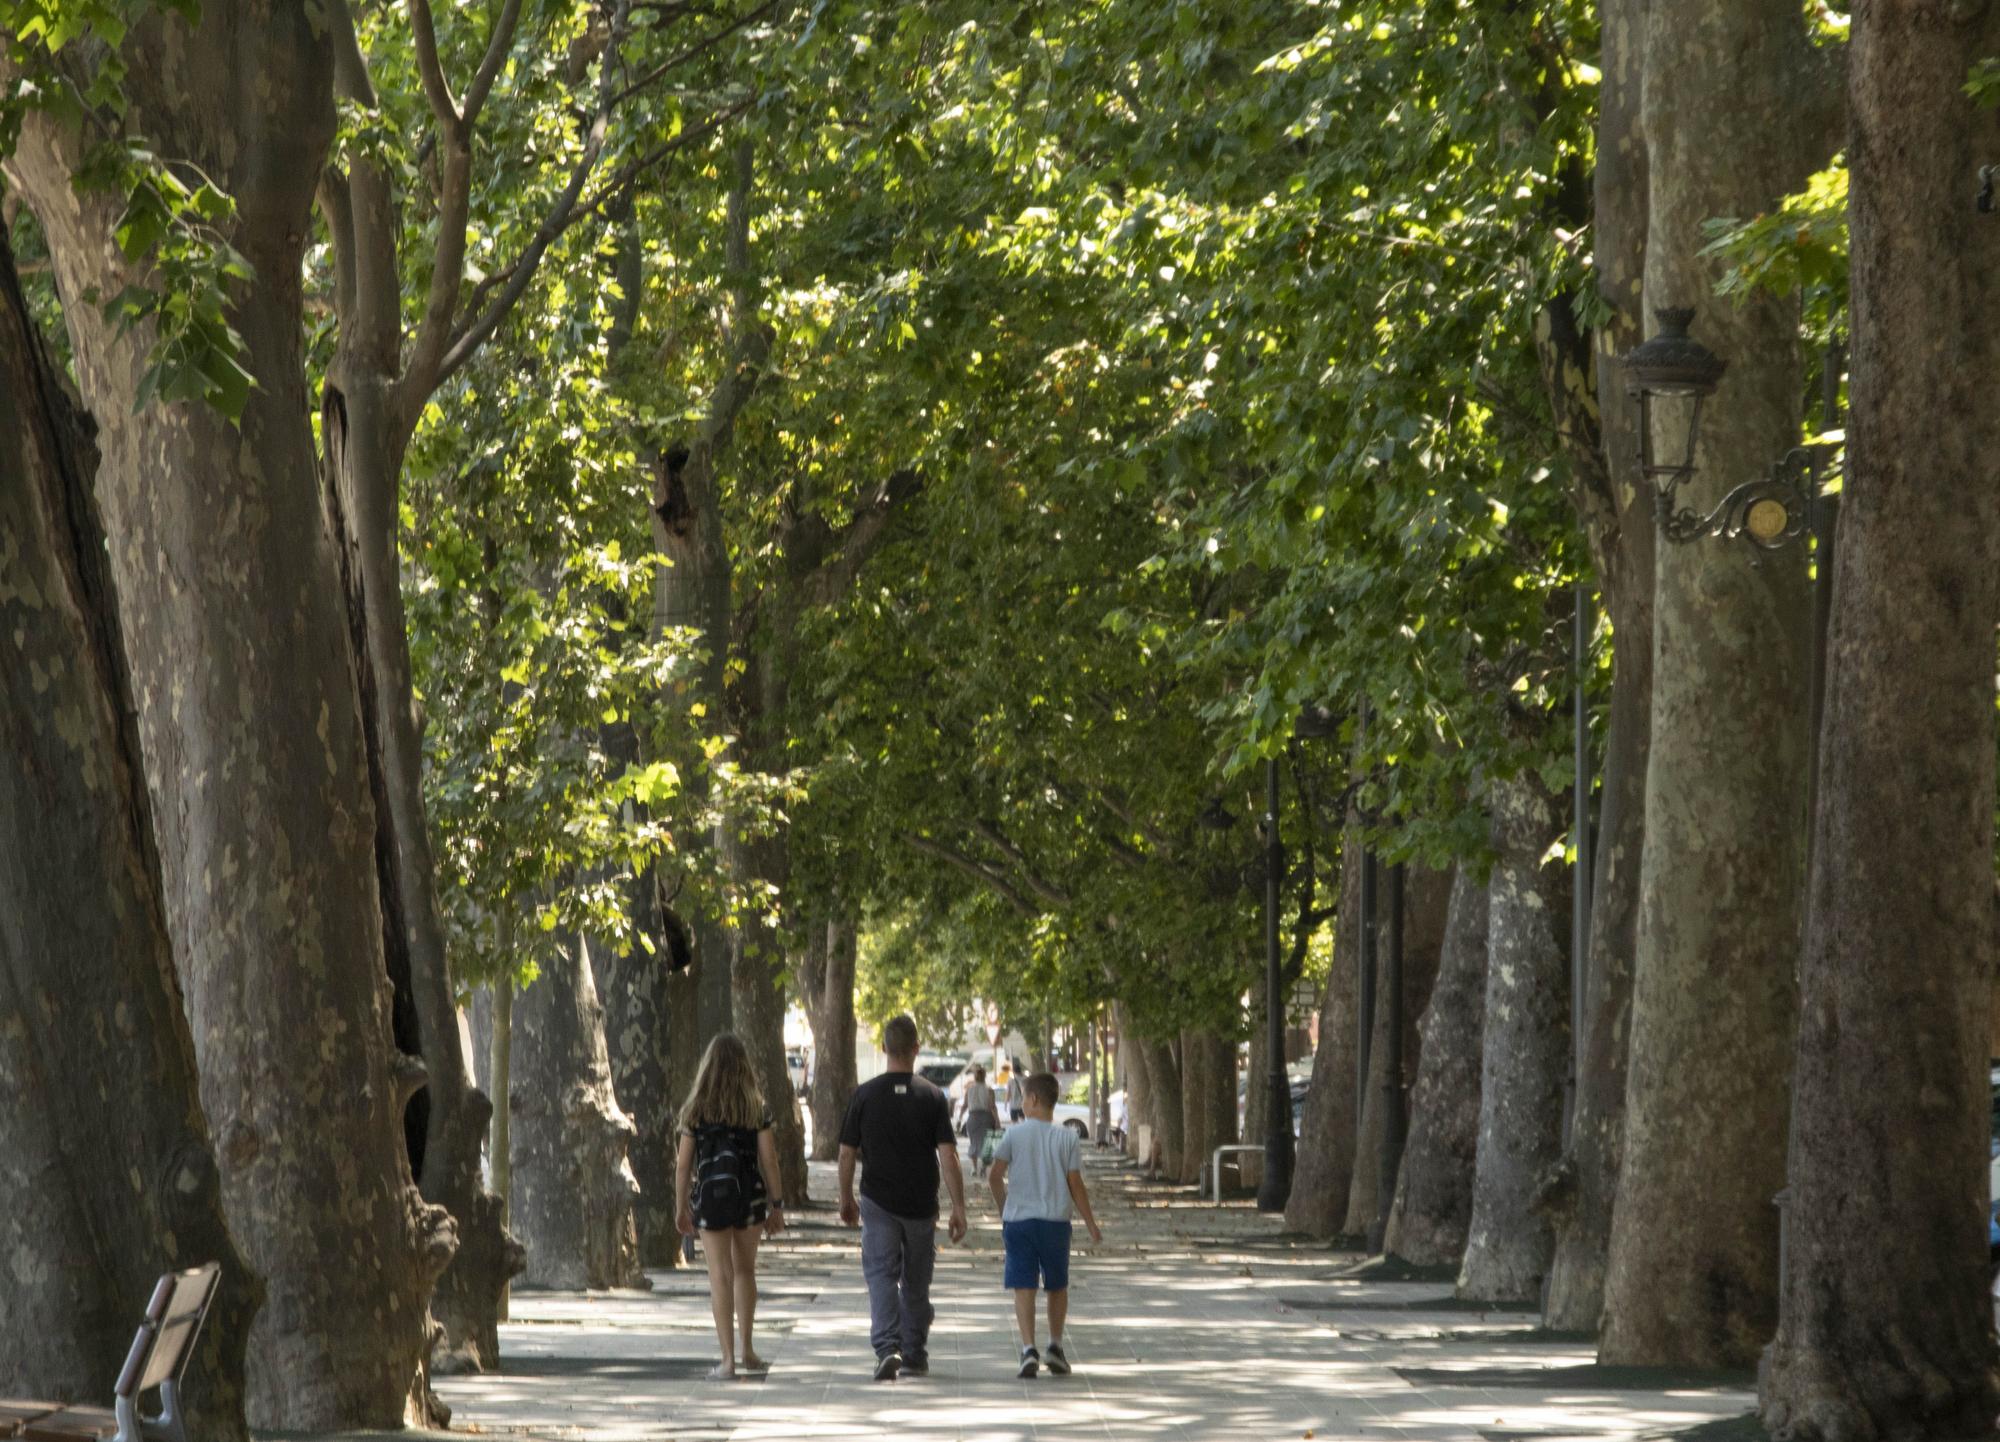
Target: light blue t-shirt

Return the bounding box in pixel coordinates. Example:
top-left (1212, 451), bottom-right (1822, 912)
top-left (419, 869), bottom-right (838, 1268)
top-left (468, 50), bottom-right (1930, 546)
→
top-left (993, 1118), bottom-right (1082, 1223)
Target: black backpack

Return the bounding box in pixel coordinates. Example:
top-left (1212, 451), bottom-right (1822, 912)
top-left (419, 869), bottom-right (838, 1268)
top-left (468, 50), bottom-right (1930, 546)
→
top-left (693, 1121), bottom-right (760, 1215)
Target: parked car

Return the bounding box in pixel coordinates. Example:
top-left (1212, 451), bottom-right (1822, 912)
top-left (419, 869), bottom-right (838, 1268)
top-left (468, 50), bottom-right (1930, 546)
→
top-left (1236, 1075), bottom-right (1312, 1139)
top-left (786, 1048), bottom-right (808, 1096)
top-left (1052, 1098), bottom-right (1092, 1139)
top-left (914, 1052), bottom-right (969, 1091)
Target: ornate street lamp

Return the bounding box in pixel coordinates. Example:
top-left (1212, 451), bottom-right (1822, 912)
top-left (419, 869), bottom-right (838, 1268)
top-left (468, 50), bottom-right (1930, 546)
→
top-left (1622, 308), bottom-right (1837, 553)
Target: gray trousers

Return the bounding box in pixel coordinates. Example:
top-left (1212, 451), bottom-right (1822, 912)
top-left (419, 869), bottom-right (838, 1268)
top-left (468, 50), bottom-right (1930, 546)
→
top-left (860, 1197), bottom-right (937, 1362)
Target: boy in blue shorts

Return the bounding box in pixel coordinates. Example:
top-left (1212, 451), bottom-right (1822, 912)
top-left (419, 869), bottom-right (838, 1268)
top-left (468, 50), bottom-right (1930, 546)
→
top-left (988, 1072), bottom-right (1104, 1378)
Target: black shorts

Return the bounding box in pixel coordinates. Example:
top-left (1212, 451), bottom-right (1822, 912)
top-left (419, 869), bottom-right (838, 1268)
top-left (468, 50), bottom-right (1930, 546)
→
top-left (697, 1191), bottom-right (769, 1232)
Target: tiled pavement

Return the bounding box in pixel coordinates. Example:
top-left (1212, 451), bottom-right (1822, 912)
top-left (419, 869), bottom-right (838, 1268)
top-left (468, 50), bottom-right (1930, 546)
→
top-left (424, 1153), bottom-right (1756, 1442)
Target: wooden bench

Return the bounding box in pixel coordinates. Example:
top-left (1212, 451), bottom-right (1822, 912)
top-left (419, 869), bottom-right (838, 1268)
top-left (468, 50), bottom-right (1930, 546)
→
top-left (0, 1264), bottom-right (220, 1442)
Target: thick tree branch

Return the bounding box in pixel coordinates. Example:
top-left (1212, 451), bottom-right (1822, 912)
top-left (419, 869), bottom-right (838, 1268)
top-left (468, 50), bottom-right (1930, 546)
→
top-left (797, 468), bottom-right (921, 606)
top-left (317, 168), bottom-right (359, 330)
top-left (325, 0), bottom-right (380, 106)
top-left (462, 0), bottom-right (527, 127)
top-left (609, 0), bottom-right (779, 108)
top-left (395, 0), bottom-right (533, 413)
top-left (966, 818), bottom-right (1075, 911)
top-left (404, 0), bottom-right (464, 129)
top-left (1044, 778), bottom-right (1157, 872)
top-left (903, 834), bottom-right (1044, 921)
top-left (1092, 783), bottom-right (1175, 858)
top-left (433, 0), bottom-right (634, 390)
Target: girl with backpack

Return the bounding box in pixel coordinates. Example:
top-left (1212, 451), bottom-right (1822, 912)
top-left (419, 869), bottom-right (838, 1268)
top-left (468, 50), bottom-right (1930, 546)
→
top-left (675, 1033), bottom-right (786, 1379)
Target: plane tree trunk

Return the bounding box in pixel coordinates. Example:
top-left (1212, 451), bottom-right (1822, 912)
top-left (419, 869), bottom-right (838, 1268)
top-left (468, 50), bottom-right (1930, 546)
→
top-left (1599, 0), bottom-right (1833, 1366)
top-left (805, 918), bottom-right (861, 1162)
top-left (1121, 1009), bottom-right (1152, 1163)
top-left (0, 230), bottom-right (257, 1442)
top-left (1342, 867), bottom-right (1451, 1239)
top-left (724, 829), bottom-right (813, 1206)
top-left (1385, 863), bottom-right (1491, 1267)
top-left (1179, 1027), bottom-right (1213, 1187)
top-left (595, 932), bottom-right (681, 1266)
top-left (1285, 815), bottom-right (1365, 1238)
top-left (1139, 1037), bottom-right (1185, 1179)
top-left (1459, 772), bottom-right (1570, 1304)
top-left (3, 5), bottom-right (455, 1421)
top-left (1759, 10), bottom-right (2000, 1436)
top-left (1540, 0), bottom-right (1656, 1335)
top-left (511, 936), bottom-right (646, 1290)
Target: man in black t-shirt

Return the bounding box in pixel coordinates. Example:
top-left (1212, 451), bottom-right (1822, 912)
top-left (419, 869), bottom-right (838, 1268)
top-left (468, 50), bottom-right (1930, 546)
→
top-left (838, 1014), bottom-right (968, 1381)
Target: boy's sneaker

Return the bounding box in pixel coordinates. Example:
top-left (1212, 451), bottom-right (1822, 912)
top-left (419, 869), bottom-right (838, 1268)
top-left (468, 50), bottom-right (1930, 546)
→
top-left (873, 1352), bottom-right (902, 1382)
top-left (902, 1357), bottom-right (929, 1378)
top-left (1016, 1346), bottom-right (1040, 1379)
top-left (1045, 1342), bottom-right (1071, 1375)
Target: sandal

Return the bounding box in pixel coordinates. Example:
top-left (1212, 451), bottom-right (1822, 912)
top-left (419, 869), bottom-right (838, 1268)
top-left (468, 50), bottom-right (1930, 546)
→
top-left (706, 1364), bottom-right (738, 1382)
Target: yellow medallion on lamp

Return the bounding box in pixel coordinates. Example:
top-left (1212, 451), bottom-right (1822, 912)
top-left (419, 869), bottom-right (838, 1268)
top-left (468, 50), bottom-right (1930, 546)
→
top-left (1747, 498), bottom-right (1789, 543)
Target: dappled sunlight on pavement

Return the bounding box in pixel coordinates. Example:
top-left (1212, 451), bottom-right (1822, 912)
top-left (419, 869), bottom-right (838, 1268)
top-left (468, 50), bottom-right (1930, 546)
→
top-left (424, 1152), bottom-right (1755, 1441)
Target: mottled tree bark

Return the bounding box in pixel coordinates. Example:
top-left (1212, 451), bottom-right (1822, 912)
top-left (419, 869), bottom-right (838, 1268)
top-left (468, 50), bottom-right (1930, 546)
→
top-left (1241, 974), bottom-right (1271, 1192)
top-left (1343, 866), bottom-right (1451, 1238)
top-left (1179, 1026), bottom-right (1212, 1187)
top-left (1285, 816), bottom-right (1365, 1238)
top-left (0, 231), bottom-right (256, 1442)
top-left (647, 142), bottom-right (767, 1058)
top-left (1121, 1009), bottom-right (1152, 1163)
top-left (1386, 863), bottom-right (1490, 1267)
top-left (1600, 0), bottom-right (1833, 1366)
top-left (511, 935), bottom-right (646, 1290)
top-left (1138, 1036), bottom-right (1185, 1180)
top-left (594, 937), bottom-right (679, 1265)
top-left (3, 4), bottom-right (455, 1422)
top-left (1760, 9), bottom-right (2000, 1437)
top-left (322, 390), bottom-right (518, 1377)
top-left (1171, 1028), bottom-right (1236, 1188)
top-left (1459, 774), bottom-right (1570, 1304)
top-left (1541, 0), bottom-right (1657, 1337)
top-left (806, 919), bottom-right (860, 1162)
top-left (725, 829), bottom-right (812, 1207)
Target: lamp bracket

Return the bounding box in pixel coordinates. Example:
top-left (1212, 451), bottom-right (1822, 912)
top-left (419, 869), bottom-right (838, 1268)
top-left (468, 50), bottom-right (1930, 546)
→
top-left (1660, 444), bottom-right (1838, 560)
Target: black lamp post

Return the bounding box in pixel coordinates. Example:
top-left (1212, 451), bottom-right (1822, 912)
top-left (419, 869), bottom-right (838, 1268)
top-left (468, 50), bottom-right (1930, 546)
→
top-left (1257, 756), bottom-right (1292, 1213)
top-left (1252, 704), bottom-right (1340, 1214)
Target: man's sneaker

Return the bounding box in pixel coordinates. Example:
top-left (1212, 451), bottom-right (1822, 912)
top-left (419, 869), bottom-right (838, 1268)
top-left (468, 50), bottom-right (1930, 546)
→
top-left (1016, 1346), bottom-right (1040, 1379)
top-left (1045, 1342), bottom-right (1071, 1375)
top-left (902, 1357), bottom-right (929, 1377)
top-left (873, 1352), bottom-right (902, 1382)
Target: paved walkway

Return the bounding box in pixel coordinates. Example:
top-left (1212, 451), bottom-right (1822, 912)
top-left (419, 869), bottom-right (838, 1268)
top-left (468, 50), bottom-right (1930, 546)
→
top-left (431, 1152), bottom-right (1756, 1442)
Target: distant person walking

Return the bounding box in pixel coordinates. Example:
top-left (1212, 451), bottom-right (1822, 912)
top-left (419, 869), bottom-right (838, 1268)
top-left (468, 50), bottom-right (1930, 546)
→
top-left (959, 1065), bottom-right (1000, 1178)
top-left (675, 1034), bottom-right (785, 1381)
top-left (1004, 1061), bottom-right (1027, 1123)
top-left (838, 1014), bottom-right (968, 1381)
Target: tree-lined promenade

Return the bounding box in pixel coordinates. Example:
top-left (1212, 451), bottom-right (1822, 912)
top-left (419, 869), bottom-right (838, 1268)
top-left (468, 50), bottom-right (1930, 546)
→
top-left (2, 2), bottom-right (1997, 1440)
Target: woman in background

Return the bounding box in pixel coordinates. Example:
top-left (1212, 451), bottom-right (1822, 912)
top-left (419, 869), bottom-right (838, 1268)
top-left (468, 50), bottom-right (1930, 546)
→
top-left (960, 1064), bottom-right (1000, 1178)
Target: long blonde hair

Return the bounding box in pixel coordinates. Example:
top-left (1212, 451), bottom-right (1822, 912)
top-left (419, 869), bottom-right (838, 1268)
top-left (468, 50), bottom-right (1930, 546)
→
top-left (678, 1033), bottom-right (766, 1132)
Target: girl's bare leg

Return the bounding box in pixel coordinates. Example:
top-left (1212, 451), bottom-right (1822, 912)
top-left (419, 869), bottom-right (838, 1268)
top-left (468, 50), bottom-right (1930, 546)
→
top-left (701, 1229), bottom-right (737, 1378)
top-left (732, 1226), bottom-right (765, 1368)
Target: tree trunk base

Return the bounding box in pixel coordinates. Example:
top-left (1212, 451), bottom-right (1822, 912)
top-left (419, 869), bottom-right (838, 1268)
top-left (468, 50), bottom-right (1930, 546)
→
top-left (429, 1188), bottom-right (526, 1371)
top-left (1760, 1326), bottom-right (2000, 1442)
